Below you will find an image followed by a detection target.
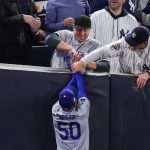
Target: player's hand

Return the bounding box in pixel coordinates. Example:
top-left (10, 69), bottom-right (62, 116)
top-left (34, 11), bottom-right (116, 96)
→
top-left (136, 72), bottom-right (150, 88)
top-left (87, 62), bottom-right (96, 70)
top-left (23, 15), bottom-right (41, 29)
top-left (64, 17), bottom-right (74, 27)
top-left (71, 61), bottom-right (84, 73)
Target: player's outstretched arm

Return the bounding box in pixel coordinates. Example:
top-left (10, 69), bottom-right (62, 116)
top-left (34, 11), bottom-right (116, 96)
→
top-left (60, 74), bottom-right (78, 97)
top-left (74, 72), bottom-right (87, 99)
top-left (65, 75), bottom-right (76, 88)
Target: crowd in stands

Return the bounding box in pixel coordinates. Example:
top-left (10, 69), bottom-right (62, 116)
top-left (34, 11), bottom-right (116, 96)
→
top-left (0, 0), bottom-right (150, 78)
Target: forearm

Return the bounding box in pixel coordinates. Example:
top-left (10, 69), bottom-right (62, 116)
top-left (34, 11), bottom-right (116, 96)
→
top-left (45, 33), bottom-right (75, 52)
top-left (66, 76), bottom-right (76, 88)
top-left (74, 72), bottom-right (87, 99)
top-left (57, 41), bottom-right (75, 52)
top-left (62, 75), bottom-right (78, 97)
top-left (81, 47), bottom-right (109, 66)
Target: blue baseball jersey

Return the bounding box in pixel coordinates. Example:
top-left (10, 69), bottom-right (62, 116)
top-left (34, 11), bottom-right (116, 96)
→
top-left (52, 97), bottom-right (90, 150)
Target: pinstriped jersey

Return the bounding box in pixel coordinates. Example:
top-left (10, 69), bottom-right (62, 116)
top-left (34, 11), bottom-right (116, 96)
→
top-left (81, 38), bottom-right (150, 74)
top-left (52, 97), bottom-right (90, 150)
top-left (89, 7), bottom-right (139, 46)
top-left (124, 0), bottom-right (136, 13)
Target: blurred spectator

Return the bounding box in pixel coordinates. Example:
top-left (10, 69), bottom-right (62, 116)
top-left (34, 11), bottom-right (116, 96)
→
top-left (89, 0), bottom-right (138, 15)
top-left (135, 0), bottom-right (149, 12)
top-left (88, 0), bottom-right (92, 6)
top-left (45, 0), bottom-right (90, 32)
top-left (134, 0), bottom-right (150, 30)
top-left (124, 0), bottom-right (149, 14)
top-left (45, 15), bottom-right (101, 69)
top-left (0, 0), bottom-right (45, 65)
top-left (124, 0), bottom-right (136, 14)
top-left (90, 0), bottom-right (139, 46)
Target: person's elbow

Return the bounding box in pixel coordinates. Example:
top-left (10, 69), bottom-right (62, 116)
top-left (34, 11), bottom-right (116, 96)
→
top-left (45, 33), bottom-right (61, 49)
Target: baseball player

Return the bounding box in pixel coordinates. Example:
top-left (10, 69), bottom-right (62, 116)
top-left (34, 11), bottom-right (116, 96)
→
top-left (52, 72), bottom-right (90, 150)
top-left (72, 26), bottom-right (150, 88)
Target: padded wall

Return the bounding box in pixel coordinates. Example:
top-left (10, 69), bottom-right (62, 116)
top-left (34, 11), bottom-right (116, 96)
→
top-left (0, 66), bottom-right (109, 150)
top-left (110, 74), bottom-right (150, 150)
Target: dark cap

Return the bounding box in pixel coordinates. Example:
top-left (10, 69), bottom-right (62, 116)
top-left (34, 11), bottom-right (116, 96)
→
top-left (59, 89), bottom-right (75, 110)
top-left (125, 26), bottom-right (150, 46)
top-left (74, 15), bottom-right (91, 29)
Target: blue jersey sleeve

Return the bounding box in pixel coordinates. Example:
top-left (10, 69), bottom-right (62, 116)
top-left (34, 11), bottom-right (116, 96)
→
top-left (62, 75), bottom-right (78, 98)
top-left (73, 72), bottom-right (87, 99)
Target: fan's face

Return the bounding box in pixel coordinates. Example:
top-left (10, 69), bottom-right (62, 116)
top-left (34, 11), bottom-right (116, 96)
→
top-left (132, 41), bottom-right (148, 51)
top-left (74, 28), bottom-right (91, 42)
top-left (109, 0), bottom-right (125, 11)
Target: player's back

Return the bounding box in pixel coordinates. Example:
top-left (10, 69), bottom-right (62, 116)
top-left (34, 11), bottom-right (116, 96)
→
top-left (52, 97), bottom-right (90, 150)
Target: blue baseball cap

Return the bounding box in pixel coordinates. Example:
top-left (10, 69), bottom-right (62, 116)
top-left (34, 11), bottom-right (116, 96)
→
top-left (59, 89), bottom-right (75, 110)
top-left (125, 26), bottom-right (150, 46)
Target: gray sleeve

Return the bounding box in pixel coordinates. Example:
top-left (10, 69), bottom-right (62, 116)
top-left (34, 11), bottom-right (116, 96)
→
top-left (45, 33), bottom-right (61, 49)
top-left (134, 0), bottom-right (150, 26)
top-left (141, 13), bottom-right (150, 26)
top-left (55, 30), bottom-right (72, 42)
top-left (134, 11), bottom-right (150, 26)
top-left (81, 40), bottom-right (123, 66)
top-left (81, 45), bottom-right (110, 66)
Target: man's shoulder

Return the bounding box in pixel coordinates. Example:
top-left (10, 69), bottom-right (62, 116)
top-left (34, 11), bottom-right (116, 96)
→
top-left (109, 38), bottom-right (128, 50)
top-left (125, 12), bottom-right (138, 21)
top-left (56, 30), bottom-right (73, 37)
top-left (78, 97), bottom-right (90, 105)
top-left (52, 101), bottom-right (60, 113)
top-left (91, 9), bottom-right (107, 17)
top-left (86, 37), bottom-right (100, 43)
top-left (86, 38), bottom-right (101, 47)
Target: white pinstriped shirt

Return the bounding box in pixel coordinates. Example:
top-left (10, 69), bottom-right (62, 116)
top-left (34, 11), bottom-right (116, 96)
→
top-left (89, 7), bottom-right (139, 72)
top-left (90, 7), bottom-right (139, 46)
top-left (81, 38), bottom-right (150, 74)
